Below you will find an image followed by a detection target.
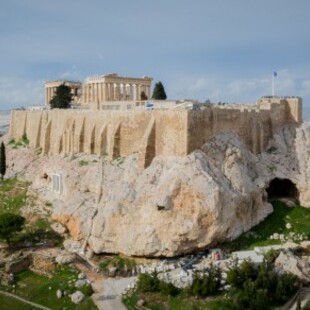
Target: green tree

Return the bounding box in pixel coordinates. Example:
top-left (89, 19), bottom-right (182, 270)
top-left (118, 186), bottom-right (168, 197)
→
top-left (140, 91), bottom-right (148, 100)
top-left (50, 84), bottom-right (72, 109)
top-left (189, 265), bottom-right (222, 297)
top-left (0, 213), bottom-right (25, 245)
top-left (152, 81), bottom-right (167, 100)
top-left (0, 142), bottom-right (6, 180)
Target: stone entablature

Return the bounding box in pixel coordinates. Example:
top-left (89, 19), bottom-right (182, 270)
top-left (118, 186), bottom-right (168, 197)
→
top-left (82, 73), bottom-right (152, 104)
top-left (45, 80), bottom-right (82, 106)
top-left (9, 97), bottom-right (302, 169)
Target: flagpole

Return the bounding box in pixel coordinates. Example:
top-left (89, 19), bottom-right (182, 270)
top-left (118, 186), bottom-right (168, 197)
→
top-left (272, 73), bottom-right (274, 97)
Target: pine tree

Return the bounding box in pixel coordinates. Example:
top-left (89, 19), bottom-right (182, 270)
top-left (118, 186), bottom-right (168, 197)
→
top-left (0, 142), bottom-right (6, 180)
top-left (50, 84), bottom-right (72, 109)
top-left (152, 81), bottom-right (167, 100)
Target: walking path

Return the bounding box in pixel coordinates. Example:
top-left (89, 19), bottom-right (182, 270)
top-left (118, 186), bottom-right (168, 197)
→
top-left (0, 290), bottom-right (51, 310)
top-left (91, 276), bottom-right (137, 310)
top-left (74, 257), bottom-right (137, 310)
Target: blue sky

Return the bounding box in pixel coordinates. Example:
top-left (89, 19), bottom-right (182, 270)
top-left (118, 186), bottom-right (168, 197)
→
top-left (1, 0), bottom-right (310, 110)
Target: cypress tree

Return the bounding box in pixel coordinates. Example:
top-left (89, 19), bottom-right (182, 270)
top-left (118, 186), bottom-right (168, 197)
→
top-left (0, 142), bottom-right (6, 180)
top-left (152, 81), bottom-right (167, 100)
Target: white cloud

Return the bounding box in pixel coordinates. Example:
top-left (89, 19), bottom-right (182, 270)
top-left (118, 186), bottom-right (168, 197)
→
top-left (0, 77), bottom-right (44, 110)
top-left (168, 70), bottom-right (310, 106)
top-left (59, 65), bottom-right (81, 80)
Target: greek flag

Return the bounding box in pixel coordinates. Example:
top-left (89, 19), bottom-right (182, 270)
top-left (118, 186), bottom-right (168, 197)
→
top-left (273, 71), bottom-right (277, 77)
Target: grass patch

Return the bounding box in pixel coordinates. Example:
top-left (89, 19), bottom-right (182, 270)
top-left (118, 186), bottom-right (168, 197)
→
top-left (0, 178), bottom-right (29, 215)
top-left (224, 201), bottom-right (310, 251)
top-left (1, 266), bottom-right (97, 309)
top-left (112, 156), bottom-right (125, 166)
top-left (0, 178), bottom-right (62, 246)
top-left (0, 294), bottom-right (33, 310)
top-left (8, 135), bottom-right (29, 149)
top-left (79, 160), bottom-right (89, 166)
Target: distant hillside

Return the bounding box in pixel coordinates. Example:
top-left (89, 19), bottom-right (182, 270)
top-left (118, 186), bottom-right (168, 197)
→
top-left (0, 110), bottom-right (11, 134)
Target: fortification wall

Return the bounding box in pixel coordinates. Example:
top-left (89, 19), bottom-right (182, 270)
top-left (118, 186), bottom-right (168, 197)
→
top-left (9, 98), bottom-right (302, 169)
top-left (10, 109), bottom-right (188, 168)
top-left (187, 98), bottom-right (301, 154)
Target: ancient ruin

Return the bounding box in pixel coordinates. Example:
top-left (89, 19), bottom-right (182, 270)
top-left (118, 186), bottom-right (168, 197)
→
top-left (45, 74), bottom-right (152, 107)
top-left (45, 80), bottom-right (82, 105)
top-left (81, 73), bottom-right (152, 104)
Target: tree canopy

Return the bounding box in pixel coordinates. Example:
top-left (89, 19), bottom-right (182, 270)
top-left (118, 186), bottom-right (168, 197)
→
top-left (0, 142), bottom-right (6, 180)
top-left (152, 81), bottom-right (167, 100)
top-left (50, 84), bottom-right (72, 109)
top-left (0, 213), bottom-right (25, 244)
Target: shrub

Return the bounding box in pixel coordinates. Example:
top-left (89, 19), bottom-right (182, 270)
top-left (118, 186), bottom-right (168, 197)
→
top-left (188, 265), bottom-right (222, 297)
top-left (136, 273), bottom-right (179, 297)
top-left (21, 133), bottom-right (29, 145)
top-left (0, 213), bottom-right (25, 244)
top-left (80, 284), bottom-right (94, 296)
top-left (158, 281), bottom-right (180, 296)
top-left (137, 272), bottom-right (160, 293)
top-left (227, 260), bottom-right (298, 309)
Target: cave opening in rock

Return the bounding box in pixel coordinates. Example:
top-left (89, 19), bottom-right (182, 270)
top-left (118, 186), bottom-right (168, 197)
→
top-left (266, 178), bottom-right (299, 202)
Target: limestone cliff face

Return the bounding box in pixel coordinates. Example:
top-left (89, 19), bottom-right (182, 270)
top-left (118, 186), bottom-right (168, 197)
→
top-left (5, 124), bottom-right (310, 257)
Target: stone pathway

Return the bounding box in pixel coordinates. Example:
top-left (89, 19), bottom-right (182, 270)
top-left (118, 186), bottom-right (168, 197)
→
top-left (73, 257), bottom-right (136, 310)
top-left (91, 276), bottom-right (137, 310)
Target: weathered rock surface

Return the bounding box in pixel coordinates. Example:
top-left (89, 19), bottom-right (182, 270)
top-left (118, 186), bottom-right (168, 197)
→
top-left (275, 251), bottom-right (310, 283)
top-left (55, 252), bottom-right (75, 265)
top-left (71, 291), bottom-right (84, 304)
top-left (4, 124), bottom-right (310, 257)
top-left (51, 222), bottom-right (67, 235)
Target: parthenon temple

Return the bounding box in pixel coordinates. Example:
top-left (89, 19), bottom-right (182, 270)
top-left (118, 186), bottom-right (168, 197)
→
top-left (82, 74), bottom-right (152, 103)
top-left (45, 74), bottom-right (153, 106)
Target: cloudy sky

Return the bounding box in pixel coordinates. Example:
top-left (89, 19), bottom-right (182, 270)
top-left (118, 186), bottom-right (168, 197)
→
top-left (1, 0), bottom-right (310, 110)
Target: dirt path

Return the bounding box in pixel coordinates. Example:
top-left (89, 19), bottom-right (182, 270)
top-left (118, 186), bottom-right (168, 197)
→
top-left (0, 290), bottom-right (51, 310)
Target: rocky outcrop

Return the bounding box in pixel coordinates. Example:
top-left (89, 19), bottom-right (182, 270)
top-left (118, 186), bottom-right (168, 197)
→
top-left (275, 251), bottom-right (310, 283)
top-left (4, 124), bottom-right (310, 257)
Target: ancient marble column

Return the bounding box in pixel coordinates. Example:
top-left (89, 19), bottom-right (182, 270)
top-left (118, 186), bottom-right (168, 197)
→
top-left (104, 83), bottom-right (108, 101)
top-left (129, 84), bottom-right (133, 100)
top-left (95, 83), bottom-right (99, 102)
top-left (135, 84), bottom-right (139, 101)
top-left (116, 83), bottom-right (120, 101)
top-left (99, 83), bottom-right (103, 102)
top-left (122, 84), bottom-right (126, 100)
top-left (85, 85), bottom-right (88, 103)
top-left (110, 83), bottom-right (115, 101)
top-left (92, 84), bottom-right (95, 102)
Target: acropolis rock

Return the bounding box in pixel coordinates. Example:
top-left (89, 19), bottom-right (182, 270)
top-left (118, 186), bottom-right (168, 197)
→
top-left (5, 121), bottom-right (310, 257)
